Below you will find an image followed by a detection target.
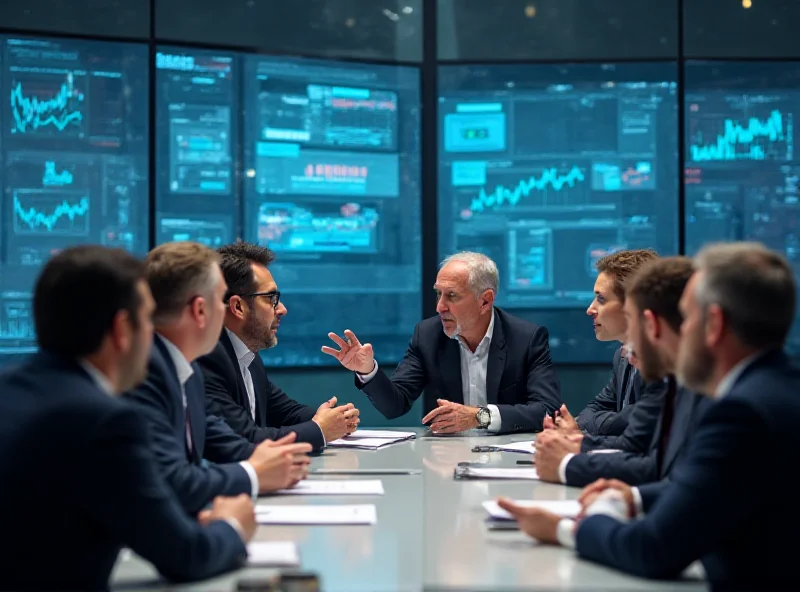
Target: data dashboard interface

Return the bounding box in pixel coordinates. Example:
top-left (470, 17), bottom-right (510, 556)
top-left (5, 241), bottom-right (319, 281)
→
top-left (155, 47), bottom-right (236, 247)
top-left (684, 61), bottom-right (800, 354)
top-left (244, 56), bottom-right (422, 366)
top-left (0, 36), bottom-right (148, 356)
top-left (438, 63), bottom-right (679, 362)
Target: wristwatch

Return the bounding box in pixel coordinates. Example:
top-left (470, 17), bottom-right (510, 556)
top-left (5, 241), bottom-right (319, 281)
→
top-left (476, 406), bottom-right (491, 429)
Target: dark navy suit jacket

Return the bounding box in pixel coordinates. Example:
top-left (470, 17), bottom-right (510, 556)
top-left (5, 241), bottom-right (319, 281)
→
top-left (357, 308), bottom-right (562, 434)
top-left (576, 347), bottom-right (645, 436)
top-left (0, 353), bottom-right (245, 590)
top-left (197, 331), bottom-right (323, 450)
top-left (125, 336), bottom-right (255, 515)
top-left (565, 380), bottom-right (712, 487)
top-left (576, 350), bottom-right (800, 588)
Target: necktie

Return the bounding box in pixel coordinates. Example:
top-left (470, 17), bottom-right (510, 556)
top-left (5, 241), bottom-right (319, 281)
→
top-left (181, 385), bottom-right (194, 456)
top-left (657, 377), bottom-right (677, 471)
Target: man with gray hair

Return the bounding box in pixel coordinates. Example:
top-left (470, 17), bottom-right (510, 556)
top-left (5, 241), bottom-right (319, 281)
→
top-left (323, 251), bottom-right (562, 434)
top-left (498, 242), bottom-right (800, 588)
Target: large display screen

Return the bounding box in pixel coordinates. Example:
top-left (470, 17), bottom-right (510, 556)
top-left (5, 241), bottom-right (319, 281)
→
top-left (684, 61), bottom-right (800, 354)
top-left (155, 47), bottom-right (237, 247)
top-left (438, 62), bottom-right (679, 362)
top-left (0, 36), bottom-right (149, 357)
top-left (243, 55), bottom-right (422, 366)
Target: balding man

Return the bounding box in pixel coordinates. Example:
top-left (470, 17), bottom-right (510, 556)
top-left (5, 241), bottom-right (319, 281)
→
top-left (323, 251), bottom-right (562, 434)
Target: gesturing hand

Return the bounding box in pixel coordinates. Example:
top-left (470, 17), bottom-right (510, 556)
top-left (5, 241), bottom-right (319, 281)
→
top-left (321, 329), bottom-right (375, 374)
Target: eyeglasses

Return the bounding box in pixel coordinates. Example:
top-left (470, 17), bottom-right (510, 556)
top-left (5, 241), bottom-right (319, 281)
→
top-left (235, 290), bottom-right (281, 309)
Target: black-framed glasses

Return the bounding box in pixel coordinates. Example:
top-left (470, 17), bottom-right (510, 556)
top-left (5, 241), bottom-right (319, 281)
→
top-left (235, 290), bottom-right (281, 309)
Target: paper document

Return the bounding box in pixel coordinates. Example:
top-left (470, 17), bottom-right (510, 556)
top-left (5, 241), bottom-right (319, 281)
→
top-left (456, 467), bottom-right (539, 480)
top-left (256, 504), bottom-right (377, 525)
top-left (493, 441), bottom-right (536, 454)
top-left (482, 499), bottom-right (580, 520)
top-left (328, 437), bottom-right (410, 450)
top-left (344, 429), bottom-right (416, 440)
top-left (274, 479), bottom-right (384, 496)
top-left (246, 542), bottom-right (300, 567)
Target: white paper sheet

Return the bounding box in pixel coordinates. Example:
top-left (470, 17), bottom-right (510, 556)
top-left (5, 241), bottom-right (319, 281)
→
top-left (460, 467), bottom-right (539, 480)
top-left (482, 499), bottom-right (580, 520)
top-left (274, 479), bottom-right (384, 496)
top-left (246, 542), bottom-right (300, 567)
top-left (343, 429), bottom-right (416, 440)
top-left (493, 440), bottom-right (536, 454)
top-left (255, 504), bottom-right (377, 525)
top-left (327, 437), bottom-right (408, 450)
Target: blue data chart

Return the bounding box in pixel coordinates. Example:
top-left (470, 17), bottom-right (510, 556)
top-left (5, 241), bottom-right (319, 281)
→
top-left (244, 55), bottom-right (421, 366)
top-left (438, 62), bottom-right (679, 362)
top-left (684, 61), bottom-right (800, 355)
top-left (0, 36), bottom-right (149, 357)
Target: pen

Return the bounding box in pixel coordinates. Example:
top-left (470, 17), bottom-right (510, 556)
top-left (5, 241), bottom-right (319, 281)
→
top-left (516, 460), bottom-right (534, 465)
top-left (310, 468), bottom-right (421, 475)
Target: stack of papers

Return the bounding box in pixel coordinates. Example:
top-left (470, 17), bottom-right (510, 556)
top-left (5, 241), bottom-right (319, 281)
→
top-left (482, 499), bottom-right (581, 521)
top-left (328, 429), bottom-right (416, 450)
top-left (246, 542), bottom-right (300, 567)
top-left (454, 466), bottom-right (540, 480)
top-left (274, 479), bottom-right (384, 496)
top-left (255, 504), bottom-right (378, 525)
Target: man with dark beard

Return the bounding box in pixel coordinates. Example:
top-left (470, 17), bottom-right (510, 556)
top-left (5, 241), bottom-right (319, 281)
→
top-left (197, 242), bottom-right (360, 451)
top-left (497, 242), bottom-right (800, 589)
top-left (533, 257), bottom-right (710, 487)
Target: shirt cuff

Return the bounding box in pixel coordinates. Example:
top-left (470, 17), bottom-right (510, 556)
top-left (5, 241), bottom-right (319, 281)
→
top-left (239, 461), bottom-right (259, 499)
top-left (486, 404), bottom-right (502, 433)
top-left (355, 360), bottom-right (379, 384)
top-left (584, 489), bottom-right (632, 522)
top-left (557, 452), bottom-right (575, 484)
top-left (631, 486), bottom-right (644, 518)
top-left (317, 421), bottom-right (327, 446)
top-left (224, 517), bottom-right (246, 540)
top-left (556, 518), bottom-right (576, 549)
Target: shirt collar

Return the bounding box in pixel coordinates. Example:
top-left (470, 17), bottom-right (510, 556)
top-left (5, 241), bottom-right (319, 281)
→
top-left (157, 334), bottom-right (195, 386)
top-left (715, 350), bottom-right (767, 398)
top-left (78, 360), bottom-right (116, 396)
top-left (458, 309), bottom-right (495, 354)
top-left (226, 328), bottom-right (256, 367)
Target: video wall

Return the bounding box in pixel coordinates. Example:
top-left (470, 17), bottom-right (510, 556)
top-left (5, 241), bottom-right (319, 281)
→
top-left (0, 31), bottom-right (798, 363)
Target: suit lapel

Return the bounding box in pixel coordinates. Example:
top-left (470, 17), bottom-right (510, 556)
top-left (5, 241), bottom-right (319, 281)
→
top-left (154, 337), bottom-right (201, 463)
top-left (485, 310), bottom-right (506, 405)
top-left (185, 372), bottom-right (206, 463)
top-left (438, 338), bottom-right (463, 404)
top-left (249, 354), bottom-right (268, 426)
top-left (220, 331), bottom-right (250, 410)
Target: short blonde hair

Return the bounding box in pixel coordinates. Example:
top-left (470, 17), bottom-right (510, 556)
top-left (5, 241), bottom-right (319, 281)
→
top-left (145, 241), bottom-right (220, 323)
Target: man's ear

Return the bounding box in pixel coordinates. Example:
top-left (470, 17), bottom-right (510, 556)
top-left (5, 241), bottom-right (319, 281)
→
top-left (228, 295), bottom-right (246, 320)
top-left (705, 303), bottom-right (724, 348)
top-left (642, 309), bottom-right (661, 342)
top-left (109, 309), bottom-right (131, 353)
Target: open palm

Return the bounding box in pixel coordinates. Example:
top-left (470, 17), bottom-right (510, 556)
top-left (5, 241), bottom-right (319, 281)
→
top-left (321, 329), bottom-right (374, 374)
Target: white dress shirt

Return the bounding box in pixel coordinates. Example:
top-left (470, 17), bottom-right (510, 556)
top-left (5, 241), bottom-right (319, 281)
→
top-left (159, 334), bottom-right (259, 502)
top-left (225, 329), bottom-right (257, 420)
top-left (358, 312), bottom-right (502, 432)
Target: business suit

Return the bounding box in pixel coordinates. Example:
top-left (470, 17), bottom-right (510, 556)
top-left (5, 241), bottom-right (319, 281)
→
top-left (580, 378), bottom-right (669, 454)
top-left (564, 382), bottom-right (712, 487)
top-left (576, 347), bottom-right (645, 436)
top-left (198, 330), bottom-right (324, 450)
top-left (0, 353), bottom-right (245, 590)
top-left (576, 350), bottom-right (799, 588)
top-left (358, 308), bottom-right (562, 433)
top-left (125, 336), bottom-right (256, 515)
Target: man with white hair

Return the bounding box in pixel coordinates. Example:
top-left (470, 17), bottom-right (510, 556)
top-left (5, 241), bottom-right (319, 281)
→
top-left (323, 251), bottom-right (562, 434)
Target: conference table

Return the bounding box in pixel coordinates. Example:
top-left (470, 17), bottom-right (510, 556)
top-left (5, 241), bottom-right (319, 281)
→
top-left (112, 428), bottom-right (705, 591)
